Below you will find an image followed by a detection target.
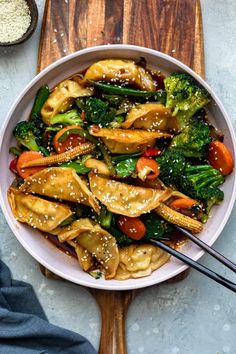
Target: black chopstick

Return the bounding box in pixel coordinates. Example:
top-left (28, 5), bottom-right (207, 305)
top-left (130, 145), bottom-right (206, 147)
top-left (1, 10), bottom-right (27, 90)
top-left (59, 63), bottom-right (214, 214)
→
top-left (174, 226), bottom-right (236, 273)
top-left (150, 238), bottom-right (236, 293)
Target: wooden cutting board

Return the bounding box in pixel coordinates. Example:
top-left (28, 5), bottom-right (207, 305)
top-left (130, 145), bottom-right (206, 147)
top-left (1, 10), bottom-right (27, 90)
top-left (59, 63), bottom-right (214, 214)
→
top-left (38, 1), bottom-right (204, 353)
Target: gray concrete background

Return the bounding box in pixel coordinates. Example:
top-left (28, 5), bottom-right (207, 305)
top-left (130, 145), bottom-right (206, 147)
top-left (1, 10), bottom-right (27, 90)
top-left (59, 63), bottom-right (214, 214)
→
top-left (0, 1), bottom-right (236, 353)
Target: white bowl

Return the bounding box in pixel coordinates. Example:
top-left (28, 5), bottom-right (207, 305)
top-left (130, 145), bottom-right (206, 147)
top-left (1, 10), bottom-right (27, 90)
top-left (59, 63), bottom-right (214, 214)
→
top-left (0, 45), bottom-right (236, 290)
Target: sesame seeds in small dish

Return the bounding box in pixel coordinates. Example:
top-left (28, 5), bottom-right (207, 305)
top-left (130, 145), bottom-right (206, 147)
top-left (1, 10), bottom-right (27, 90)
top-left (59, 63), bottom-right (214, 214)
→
top-left (0, 0), bottom-right (38, 46)
top-left (1, 45), bottom-right (235, 290)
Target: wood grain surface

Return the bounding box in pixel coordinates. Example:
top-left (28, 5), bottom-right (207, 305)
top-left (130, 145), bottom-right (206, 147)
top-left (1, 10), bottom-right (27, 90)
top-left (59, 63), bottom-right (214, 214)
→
top-left (38, 0), bottom-right (204, 77)
top-left (38, 1), bottom-right (204, 353)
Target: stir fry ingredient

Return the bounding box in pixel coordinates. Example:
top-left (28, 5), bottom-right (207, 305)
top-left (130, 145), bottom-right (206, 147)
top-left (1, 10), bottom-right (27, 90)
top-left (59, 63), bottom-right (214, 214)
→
top-left (16, 151), bottom-right (45, 179)
top-left (136, 157), bottom-right (160, 181)
top-left (117, 216), bottom-right (146, 240)
top-left (207, 140), bottom-right (234, 176)
top-left (8, 58), bottom-right (234, 281)
top-left (164, 73), bottom-right (211, 131)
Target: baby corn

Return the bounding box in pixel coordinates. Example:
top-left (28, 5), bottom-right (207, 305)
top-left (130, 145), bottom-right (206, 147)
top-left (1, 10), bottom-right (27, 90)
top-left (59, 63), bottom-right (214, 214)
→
top-left (155, 203), bottom-right (203, 234)
top-left (21, 142), bottom-right (95, 168)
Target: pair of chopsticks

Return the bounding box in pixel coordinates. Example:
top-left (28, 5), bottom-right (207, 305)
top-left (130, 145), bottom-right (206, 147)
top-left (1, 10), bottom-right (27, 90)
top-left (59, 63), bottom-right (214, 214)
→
top-left (150, 226), bottom-right (236, 293)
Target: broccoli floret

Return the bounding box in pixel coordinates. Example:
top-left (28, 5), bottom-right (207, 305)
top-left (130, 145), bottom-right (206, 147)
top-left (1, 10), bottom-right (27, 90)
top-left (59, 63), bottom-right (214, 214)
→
top-left (198, 186), bottom-right (224, 216)
top-left (13, 121), bottom-right (40, 151)
top-left (157, 150), bottom-right (187, 185)
top-left (170, 118), bottom-right (211, 158)
top-left (141, 212), bottom-right (173, 241)
top-left (176, 164), bottom-right (224, 200)
top-left (164, 73), bottom-right (211, 130)
top-left (77, 97), bottom-right (116, 126)
top-left (50, 109), bottom-right (84, 126)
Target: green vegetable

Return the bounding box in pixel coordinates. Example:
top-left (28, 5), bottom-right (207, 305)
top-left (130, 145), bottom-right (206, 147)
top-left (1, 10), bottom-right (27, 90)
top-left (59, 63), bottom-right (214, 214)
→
top-left (108, 116), bottom-right (125, 128)
top-left (164, 73), bottom-right (211, 130)
top-left (9, 146), bottom-right (21, 156)
top-left (74, 205), bottom-right (84, 218)
top-left (76, 129), bottom-right (98, 144)
top-left (89, 81), bottom-right (166, 101)
top-left (13, 121), bottom-right (40, 151)
top-left (60, 161), bottom-right (91, 174)
top-left (89, 271), bottom-right (103, 279)
top-left (170, 118), bottom-right (211, 158)
top-left (101, 94), bottom-right (134, 115)
top-left (141, 212), bottom-right (173, 241)
top-left (96, 205), bottom-right (113, 228)
top-left (77, 97), bottom-right (116, 126)
top-left (98, 142), bottom-right (116, 175)
top-left (50, 109), bottom-right (84, 126)
top-left (59, 215), bottom-right (76, 227)
top-left (74, 205), bottom-right (94, 219)
top-left (57, 127), bottom-right (82, 143)
top-left (60, 154), bottom-right (92, 174)
top-left (39, 146), bottom-right (50, 156)
top-left (157, 150), bottom-right (187, 186)
top-left (157, 149), bottom-right (225, 218)
top-left (112, 152), bottom-right (141, 163)
top-left (46, 126), bottom-right (63, 132)
top-left (115, 158), bottom-right (138, 177)
top-left (30, 84), bottom-right (50, 119)
top-left (176, 164), bottom-right (225, 200)
top-left (109, 226), bottom-right (133, 247)
top-left (200, 187), bottom-right (224, 221)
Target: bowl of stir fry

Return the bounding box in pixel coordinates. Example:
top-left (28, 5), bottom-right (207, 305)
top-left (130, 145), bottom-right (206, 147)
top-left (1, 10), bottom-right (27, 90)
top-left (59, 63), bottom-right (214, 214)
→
top-left (1, 45), bottom-right (235, 290)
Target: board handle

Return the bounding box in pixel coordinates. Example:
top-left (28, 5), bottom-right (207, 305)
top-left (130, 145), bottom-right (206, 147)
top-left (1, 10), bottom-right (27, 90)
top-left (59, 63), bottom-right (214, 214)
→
top-left (89, 289), bottom-right (137, 354)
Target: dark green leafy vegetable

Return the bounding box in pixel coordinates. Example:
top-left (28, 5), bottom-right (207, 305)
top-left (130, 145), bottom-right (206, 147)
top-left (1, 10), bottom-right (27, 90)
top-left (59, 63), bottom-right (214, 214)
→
top-left (50, 109), bottom-right (84, 126)
top-left (164, 73), bottom-right (211, 130)
top-left (30, 84), bottom-right (50, 119)
top-left (115, 158), bottom-right (138, 177)
top-left (170, 118), bottom-right (211, 158)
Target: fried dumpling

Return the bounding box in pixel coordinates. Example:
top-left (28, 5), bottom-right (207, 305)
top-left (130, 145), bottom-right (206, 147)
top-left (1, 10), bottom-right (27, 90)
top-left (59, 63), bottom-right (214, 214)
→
top-left (115, 244), bottom-right (170, 280)
top-left (57, 218), bottom-right (119, 279)
top-left (122, 103), bottom-right (174, 130)
top-left (8, 187), bottom-right (72, 232)
top-left (83, 59), bottom-right (156, 90)
top-left (89, 173), bottom-right (172, 217)
top-left (67, 240), bottom-right (94, 272)
top-left (89, 126), bottom-right (171, 154)
top-left (20, 167), bottom-right (100, 213)
top-left (41, 79), bottom-right (94, 125)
